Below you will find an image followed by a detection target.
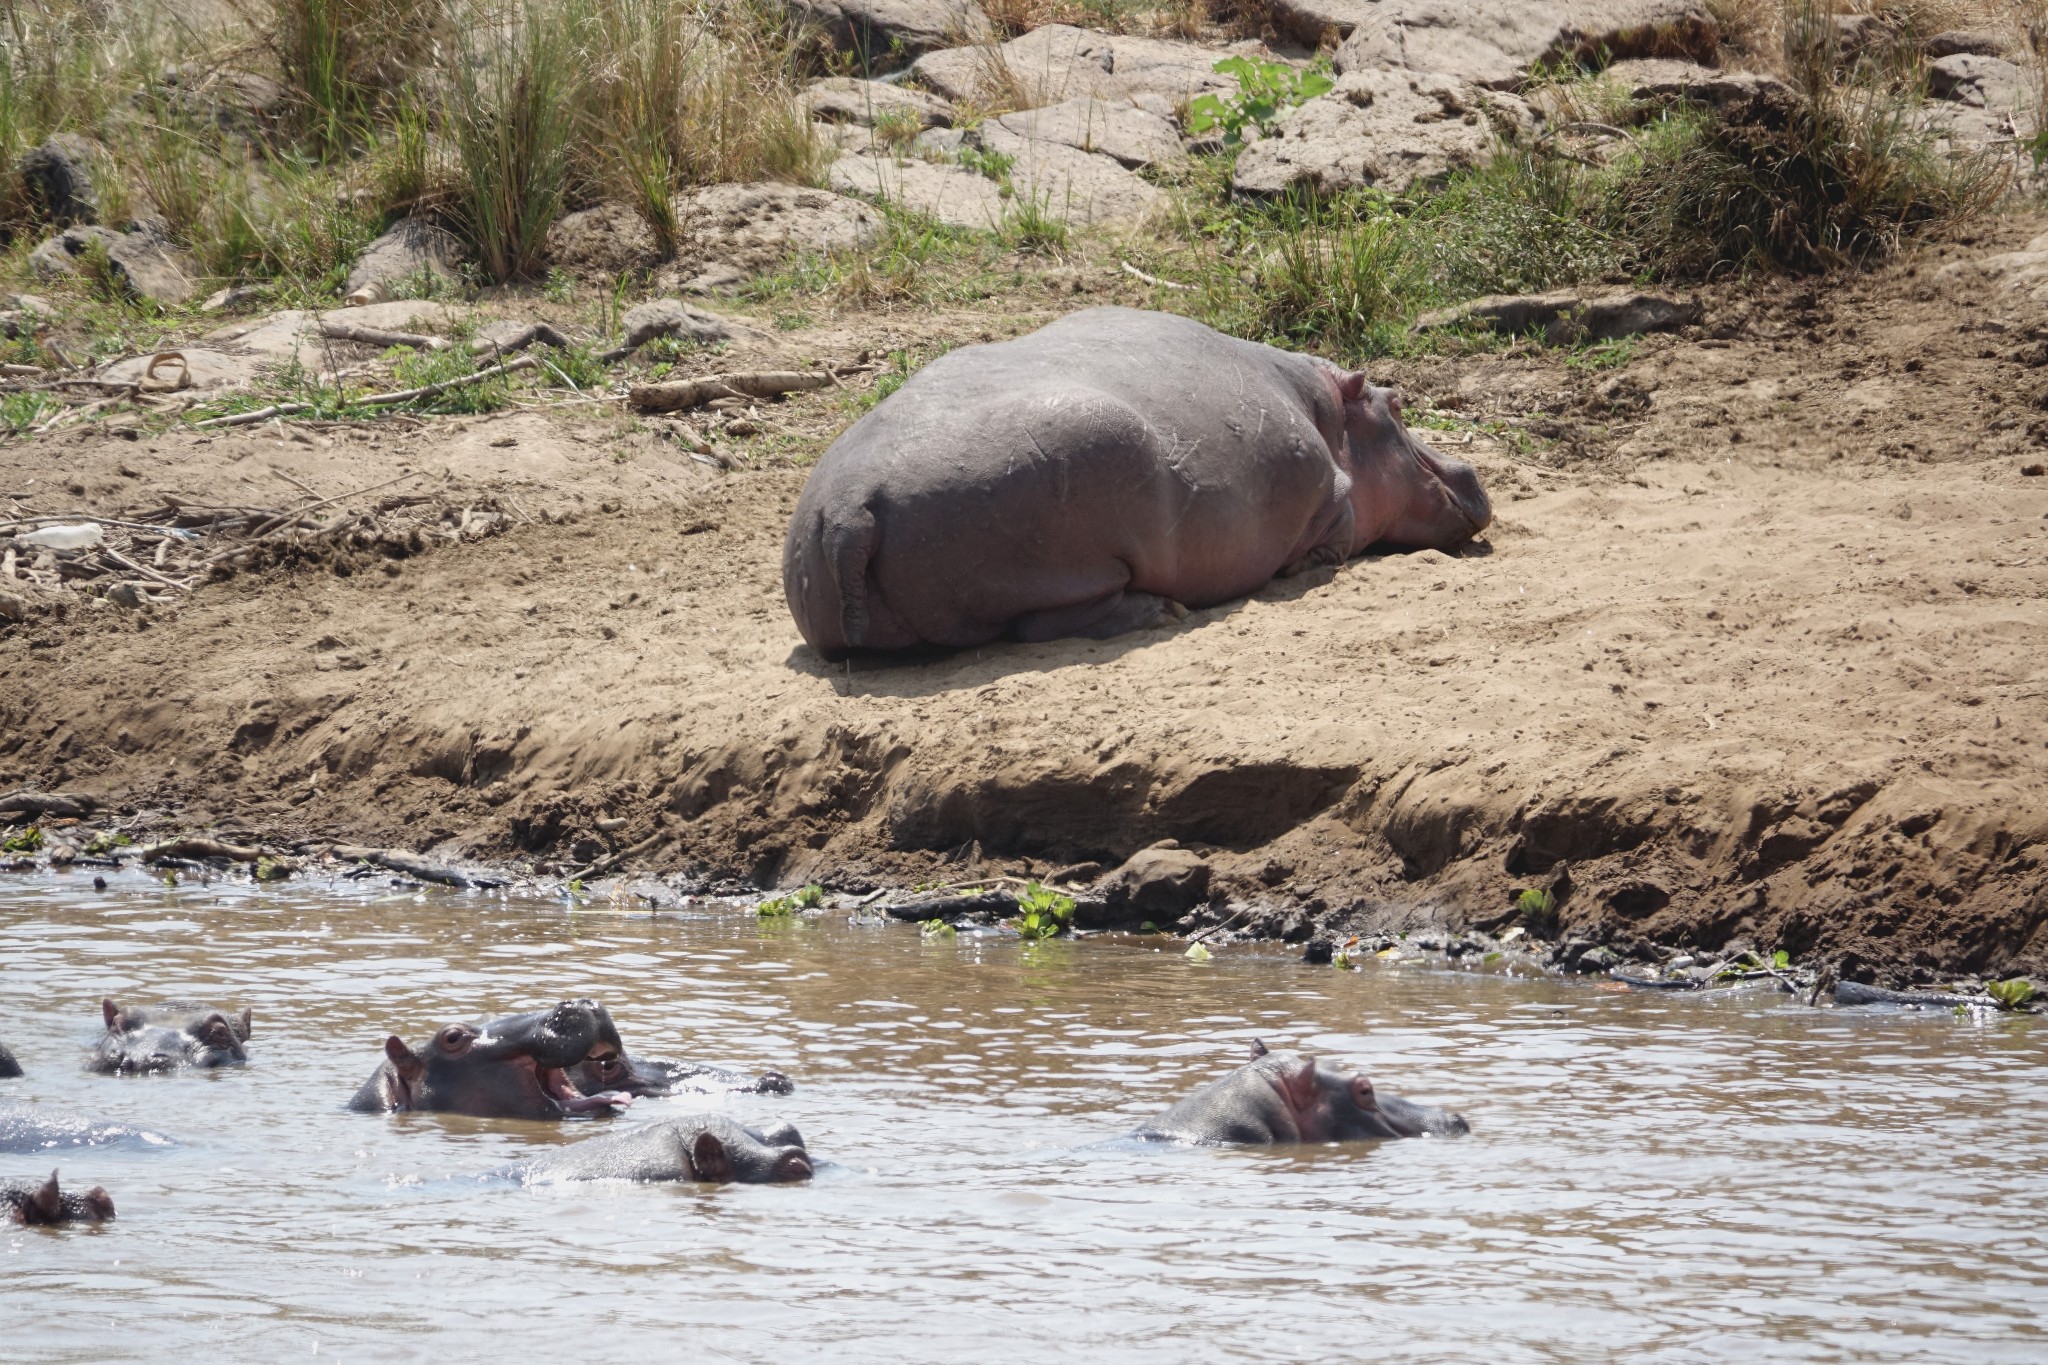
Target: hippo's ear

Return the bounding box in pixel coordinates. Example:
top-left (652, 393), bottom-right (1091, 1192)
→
top-left (83, 1186), bottom-right (115, 1222)
top-left (32, 1171), bottom-right (62, 1222)
top-left (1336, 371), bottom-right (1369, 402)
top-left (101, 998), bottom-right (121, 1033)
top-left (1281, 1057), bottom-right (1322, 1111)
top-left (384, 1035), bottom-right (426, 1084)
top-left (690, 1131), bottom-right (735, 1184)
top-left (238, 1008), bottom-right (253, 1040)
top-left (1247, 1038), bottom-right (1269, 1060)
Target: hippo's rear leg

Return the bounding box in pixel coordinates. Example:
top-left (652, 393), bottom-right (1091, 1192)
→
top-left (1010, 589), bottom-right (1183, 644)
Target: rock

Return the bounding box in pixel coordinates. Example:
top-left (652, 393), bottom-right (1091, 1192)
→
top-left (996, 97), bottom-right (1185, 170)
top-left (672, 181), bottom-right (884, 279)
top-left (1927, 53), bottom-right (2027, 111)
top-left (1231, 70), bottom-right (1508, 196)
top-left (29, 226), bottom-right (196, 305)
top-left (1102, 846), bottom-right (1212, 919)
top-left (786, 0), bottom-right (990, 66)
top-left (200, 284), bottom-right (265, 312)
top-left (97, 348), bottom-right (260, 392)
top-left (202, 300), bottom-right (464, 368)
top-left (1924, 30), bottom-right (2006, 60)
top-left (1302, 937), bottom-right (1335, 963)
top-left (16, 134), bottom-right (100, 225)
top-left (1266, 0), bottom-right (1376, 47)
top-left (1601, 59), bottom-right (1798, 121)
top-left (975, 124), bottom-right (1168, 225)
top-left (0, 293), bottom-right (54, 319)
top-left (619, 298), bottom-right (732, 350)
top-left (1334, 1), bottom-right (1719, 90)
top-left (153, 66), bottom-right (289, 140)
top-left (828, 151), bottom-right (1010, 228)
top-left (803, 76), bottom-right (955, 129)
top-left (1827, 12), bottom-right (1892, 64)
top-left (342, 217), bottom-right (464, 306)
top-left (1413, 289), bottom-right (1699, 342)
top-left (547, 202), bottom-right (663, 277)
top-left (913, 24), bottom-right (1247, 109)
top-left (1937, 230), bottom-right (2048, 304)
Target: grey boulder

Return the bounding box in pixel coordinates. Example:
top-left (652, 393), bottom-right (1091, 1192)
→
top-left (997, 97), bottom-right (1185, 170)
top-left (1334, 1), bottom-right (1720, 90)
top-left (785, 0), bottom-right (990, 66)
top-left (29, 225), bottom-right (196, 305)
top-left (914, 24), bottom-right (1248, 109)
top-left (343, 217), bottom-right (464, 305)
top-left (1411, 290), bottom-right (1700, 344)
top-left (673, 182), bottom-right (884, 283)
top-left (619, 298), bottom-right (732, 350)
top-left (1232, 70), bottom-right (1521, 197)
top-left (1927, 53), bottom-right (2028, 112)
top-left (803, 76), bottom-right (956, 129)
top-left (1102, 845), bottom-right (1213, 921)
top-left (15, 134), bottom-right (100, 226)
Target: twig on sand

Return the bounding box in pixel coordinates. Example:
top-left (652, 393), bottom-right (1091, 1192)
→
top-left (628, 370), bottom-right (834, 413)
top-left (318, 321), bottom-right (449, 351)
top-left (193, 354), bottom-right (543, 430)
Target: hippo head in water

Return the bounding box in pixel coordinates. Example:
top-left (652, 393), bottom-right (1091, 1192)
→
top-left (3, 1170), bottom-right (115, 1225)
top-left (90, 998), bottom-right (249, 1074)
top-left (517, 1115), bottom-right (813, 1186)
top-left (0, 1041), bottom-right (20, 1079)
top-left (1329, 375), bottom-right (1492, 556)
top-left (1136, 1039), bottom-right (1469, 1146)
top-left (348, 999), bottom-right (634, 1120)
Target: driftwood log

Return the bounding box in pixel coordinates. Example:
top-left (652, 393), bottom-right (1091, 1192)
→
top-left (628, 371), bottom-right (833, 413)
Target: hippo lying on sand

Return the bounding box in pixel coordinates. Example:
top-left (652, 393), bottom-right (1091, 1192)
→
top-left (514, 1116), bottom-right (813, 1185)
top-left (90, 998), bottom-right (250, 1074)
top-left (4, 1170), bottom-right (114, 1225)
top-left (1136, 1040), bottom-right (1468, 1145)
top-left (783, 307), bottom-right (1491, 657)
top-left (350, 999), bottom-right (635, 1120)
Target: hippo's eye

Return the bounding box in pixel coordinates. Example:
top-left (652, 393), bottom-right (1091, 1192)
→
top-left (434, 1025), bottom-right (477, 1056)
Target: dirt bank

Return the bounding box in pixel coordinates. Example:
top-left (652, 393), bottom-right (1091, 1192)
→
top-left (5, 225), bottom-right (2048, 985)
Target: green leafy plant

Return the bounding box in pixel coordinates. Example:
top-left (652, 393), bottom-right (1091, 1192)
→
top-left (1515, 887), bottom-right (1558, 935)
top-left (1185, 55), bottom-right (1332, 146)
top-left (1184, 941), bottom-right (1212, 962)
top-left (83, 831), bottom-right (132, 855)
top-left (794, 883), bottom-right (826, 910)
top-left (1771, 949), bottom-right (1791, 970)
top-left (919, 917), bottom-right (956, 939)
top-left (756, 894), bottom-right (795, 917)
top-left (1, 826), bottom-right (42, 854)
top-left (254, 855), bottom-right (291, 882)
top-left (1011, 881), bottom-right (1075, 941)
top-left (1331, 950), bottom-right (1353, 970)
top-left (958, 144), bottom-right (1015, 182)
top-left (1988, 978), bottom-right (2037, 1012)
top-left (387, 347), bottom-right (510, 413)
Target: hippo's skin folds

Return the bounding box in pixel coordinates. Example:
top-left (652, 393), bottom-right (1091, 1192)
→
top-left (349, 999), bottom-right (638, 1120)
top-left (89, 998), bottom-right (250, 1075)
top-left (783, 307), bottom-right (1492, 657)
top-left (513, 1116), bottom-right (813, 1185)
top-left (3, 1170), bottom-right (114, 1225)
top-left (1135, 1040), bottom-right (1469, 1145)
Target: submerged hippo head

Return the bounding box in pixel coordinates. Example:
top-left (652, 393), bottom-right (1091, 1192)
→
top-left (0, 1041), bottom-right (20, 1079)
top-left (3, 1170), bottom-right (115, 1225)
top-left (1332, 373), bottom-right (1492, 554)
top-left (518, 1115), bottom-right (813, 1186)
top-left (349, 999), bottom-right (635, 1120)
top-left (90, 998), bottom-right (249, 1075)
top-left (568, 1052), bottom-right (796, 1099)
top-left (1137, 1038), bottom-right (1469, 1145)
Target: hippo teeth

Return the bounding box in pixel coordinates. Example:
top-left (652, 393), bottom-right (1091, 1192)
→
top-left (541, 1065), bottom-right (631, 1115)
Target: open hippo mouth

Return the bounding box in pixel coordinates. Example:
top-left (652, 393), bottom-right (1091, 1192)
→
top-left (533, 1052), bottom-right (632, 1117)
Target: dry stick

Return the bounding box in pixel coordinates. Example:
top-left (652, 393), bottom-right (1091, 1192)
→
top-left (226, 470), bottom-right (424, 548)
top-left (0, 363), bottom-right (40, 377)
top-left (0, 512), bottom-right (202, 535)
top-left (101, 547), bottom-right (190, 591)
top-left (269, 467), bottom-right (324, 500)
top-left (1120, 260), bottom-right (1192, 291)
top-left (468, 322), bottom-right (571, 356)
top-left (193, 354), bottom-right (543, 431)
top-left (628, 370), bottom-right (833, 413)
top-left (138, 837), bottom-right (268, 863)
top-left (568, 829), bottom-right (671, 881)
top-left (318, 321), bottom-right (449, 351)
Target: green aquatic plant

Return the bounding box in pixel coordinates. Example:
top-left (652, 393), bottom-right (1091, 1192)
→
top-left (1331, 950), bottom-right (1354, 970)
top-left (1184, 941), bottom-right (1212, 962)
top-left (1185, 55), bottom-right (1332, 146)
top-left (1011, 881), bottom-right (1074, 941)
top-left (83, 831), bottom-right (132, 856)
top-left (1, 826), bottom-right (43, 854)
top-left (757, 884), bottom-right (824, 918)
top-left (1988, 978), bottom-right (2037, 1012)
top-left (254, 855), bottom-right (291, 882)
top-left (919, 918), bottom-right (956, 939)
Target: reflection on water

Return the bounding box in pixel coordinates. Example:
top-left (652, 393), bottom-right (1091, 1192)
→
top-left (2, 871), bottom-right (2044, 1363)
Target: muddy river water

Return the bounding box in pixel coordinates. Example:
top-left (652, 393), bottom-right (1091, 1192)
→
top-left (2, 872), bottom-right (2044, 1362)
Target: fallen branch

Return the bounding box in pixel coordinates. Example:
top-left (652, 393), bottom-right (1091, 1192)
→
top-left (193, 354), bottom-right (543, 430)
top-left (326, 843), bottom-right (504, 889)
top-left (320, 321), bottom-right (449, 351)
top-left (231, 470), bottom-right (424, 546)
top-left (0, 790), bottom-right (96, 818)
top-left (628, 370), bottom-right (833, 413)
top-left (470, 322), bottom-right (571, 357)
top-left (138, 836), bottom-right (266, 863)
top-left (1120, 260), bottom-right (1192, 292)
top-left (568, 829), bottom-right (670, 880)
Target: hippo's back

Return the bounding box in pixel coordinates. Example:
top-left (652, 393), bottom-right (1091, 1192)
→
top-left (785, 309), bottom-right (1343, 656)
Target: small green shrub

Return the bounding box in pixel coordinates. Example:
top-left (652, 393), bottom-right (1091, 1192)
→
top-left (1515, 887), bottom-right (1558, 935)
top-left (1012, 881), bottom-right (1075, 941)
top-left (1988, 978), bottom-right (2037, 1012)
top-left (0, 391), bottom-right (53, 435)
top-left (1185, 55), bottom-right (1332, 146)
top-left (388, 347), bottom-right (509, 413)
top-left (919, 917), bottom-right (956, 939)
top-left (1, 826), bottom-right (43, 853)
top-left (756, 883), bottom-right (823, 917)
top-left (1001, 193), bottom-right (1068, 255)
top-left (959, 145), bottom-right (1015, 183)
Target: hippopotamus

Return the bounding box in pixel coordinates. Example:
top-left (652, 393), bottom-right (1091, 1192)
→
top-left (3, 1170), bottom-right (114, 1225)
top-left (514, 1116), bottom-right (813, 1185)
top-left (90, 998), bottom-right (249, 1074)
top-left (1135, 1040), bottom-right (1468, 1145)
top-left (348, 999), bottom-right (635, 1120)
top-left (783, 307), bottom-right (1492, 657)
top-left (1, 1103), bottom-right (173, 1154)
top-left (567, 1052), bottom-right (794, 1099)
top-left (0, 1041), bottom-right (19, 1079)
